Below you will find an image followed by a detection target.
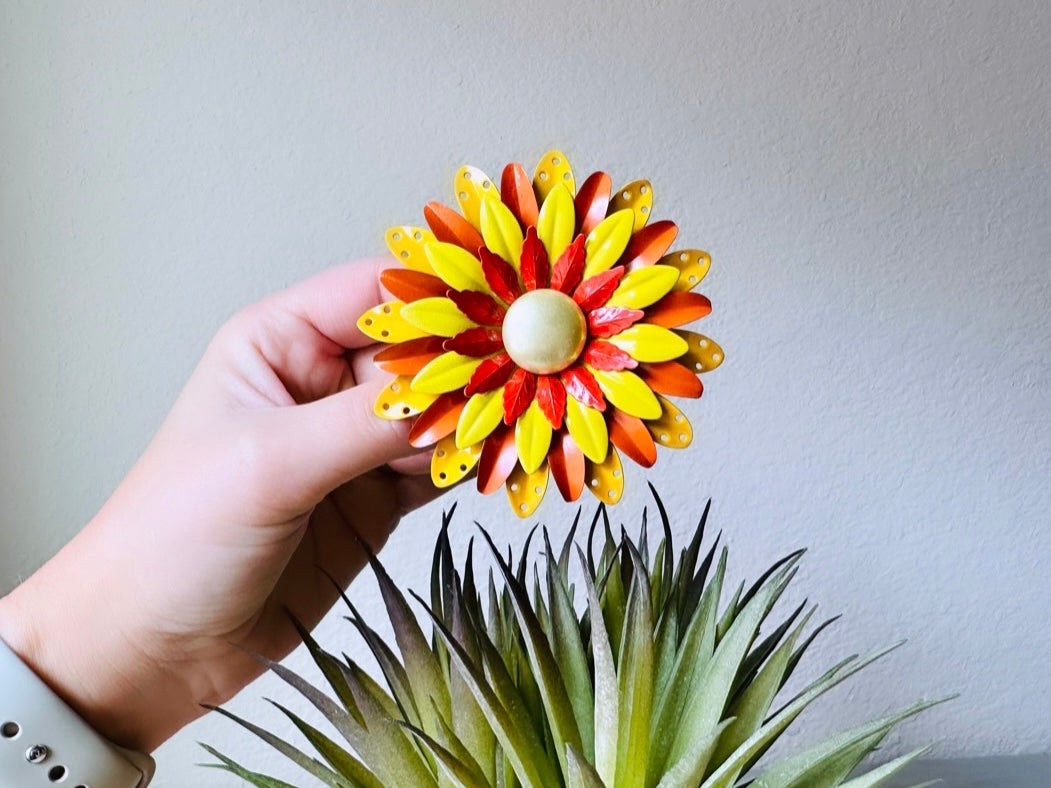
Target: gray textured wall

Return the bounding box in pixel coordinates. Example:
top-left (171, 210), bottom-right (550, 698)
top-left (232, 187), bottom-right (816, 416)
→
top-left (1, 2), bottom-right (1048, 785)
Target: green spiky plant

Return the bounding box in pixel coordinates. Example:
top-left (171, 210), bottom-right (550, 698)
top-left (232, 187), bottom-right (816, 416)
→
top-left (205, 489), bottom-right (944, 788)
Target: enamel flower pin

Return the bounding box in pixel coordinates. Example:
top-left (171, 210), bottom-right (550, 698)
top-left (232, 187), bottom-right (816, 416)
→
top-left (357, 150), bottom-right (722, 516)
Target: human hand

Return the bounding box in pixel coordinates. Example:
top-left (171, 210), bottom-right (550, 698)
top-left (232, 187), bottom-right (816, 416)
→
top-left (0, 259), bottom-right (439, 752)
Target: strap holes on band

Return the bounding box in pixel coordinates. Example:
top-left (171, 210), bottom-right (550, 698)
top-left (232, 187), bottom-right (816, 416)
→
top-left (48, 764), bottom-right (67, 781)
top-left (0, 721), bottom-right (19, 738)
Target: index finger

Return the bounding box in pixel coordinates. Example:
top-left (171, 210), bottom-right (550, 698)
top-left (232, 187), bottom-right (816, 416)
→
top-left (279, 257), bottom-right (397, 349)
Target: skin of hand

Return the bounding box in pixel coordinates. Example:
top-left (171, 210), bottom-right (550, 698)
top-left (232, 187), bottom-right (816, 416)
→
top-left (0, 258), bottom-right (440, 752)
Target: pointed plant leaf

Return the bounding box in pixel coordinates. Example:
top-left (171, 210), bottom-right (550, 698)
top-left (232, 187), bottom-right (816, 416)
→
top-left (199, 744), bottom-right (304, 788)
top-left (269, 702), bottom-right (385, 788)
top-left (410, 589), bottom-right (561, 788)
top-left (614, 542), bottom-right (654, 788)
top-left (578, 546), bottom-right (619, 787)
top-left (478, 526), bottom-right (585, 778)
top-left (833, 745), bottom-right (935, 788)
top-left (751, 698), bottom-right (949, 788)
top-left (566, 744), bottom-right (608, 788)
top-left (655, 719), bottom-right (733, 788)
top-left (204, 705), bottom-right (351, 788)
top-left (400, 721), bottom-right (491, 788)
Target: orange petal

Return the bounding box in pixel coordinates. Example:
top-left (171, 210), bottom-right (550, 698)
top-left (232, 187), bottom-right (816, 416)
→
top-left (501, 162), bottom-right (540, 228)
top-left (621, 220), bottom-right (678, 270)
top-left (476, 426), bottom-right (518, 495)
top-left (424, 201), bottom-right (485, 251)
top-left (549, 431), bottom-right (585, 502)
top-left (374, 336), bottom-right (447, 375)
top-left (609, 410), bottom-right (658, 468)
top-left (636, 361), bottom-right (704, 398)
top-left (645, 292), bottom-right (713, 328)
top-left (380, 268), bottom-right (449, 303)
top-left (409, 392), bottom-right (468, 448)
top-left (574, 171), bottom-right (613, 237)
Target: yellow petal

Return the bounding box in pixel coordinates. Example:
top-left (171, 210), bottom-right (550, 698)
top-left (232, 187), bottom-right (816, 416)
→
top-left (357, 301), bottom-right (429, 343)
top-left (479, 198), bottom-right (525, 267)
top-left (536, 183), bottom-right (576, 263)
top-left (455, 388), bottom-right (506, 448)
top-left (515, 400), bottom-right (553, 474)
top-left (411, 351), bottom-right (483, 394)
top-left (533, 150), bottom-right (575, 201)
top-left (564, 396), bottom-right (609, 463)
top-left (646, 395), bottom-right (693, 449)
top-left (423, 242), bottom-right (494, 295)
top-left (385, 226), bottom-right (438, 273)
top-left (609, 179), bottom-right (652, 229)
top-left (374, 376), bottom-right (438, 420)
top-left (605, 265), bottom-right (679, 309)
top-left (660, 249), bottom-right (712, 292)
top-left (506, 461), bottom-right (549, 518)
top-left (431, 435), bottom-right (481, 487)
top-left (400, 297), bottom-right (477, 338)
top-left (677, 331), bottom-right (725, 373)
top-left (608, 324), bottom-right (689, 363)
top-left (586, 446), bottom-right (624, 505)
top-left (589, 368), bottom-right (662, 420)
top-left (583, 209), bottom-right (635, 278)
top-left (454, 165), bottom-right (499, 230)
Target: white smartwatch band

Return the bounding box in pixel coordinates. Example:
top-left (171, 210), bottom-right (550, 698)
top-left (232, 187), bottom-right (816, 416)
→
top-left (0, 638), bottom-right (155, 787)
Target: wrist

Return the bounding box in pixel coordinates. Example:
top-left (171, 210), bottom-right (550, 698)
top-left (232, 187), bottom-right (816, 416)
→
top-left (0, 529), bottom-right (199, 752)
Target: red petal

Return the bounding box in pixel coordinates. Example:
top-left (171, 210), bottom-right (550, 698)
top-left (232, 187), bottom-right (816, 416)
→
top-left (550, 235), bottom-right (586, 294)
top-left (574, 171), bottom-right (613, 236)
top-left (501, 163), bottom-right (539, 229)
top-left (584, 340), bottom-right (638, 371)
top-left (609, 410), bottom-right (658, 467)
top-left (502, 368), bottom-right (536, 424)
top-left (409, 392), bottom-right (467, 448)
top-left (645, 292), bottom-right (712, 328)
top-left (549, 431), bottom-right (585, 502)
top-left (479, 246), bottom-right (523, 304)
top-left (464, 352), bottom-right (516, 396)
top-left (446, 289), bottom-right (506, 326)
top-left (519, 226), bottom-right (550, 291)
top-left (587, 306), bottom-right (645, 338)
top-left (637, 361), bottom-right (704, 398)
top-left (424, 201), bottom-right (484, 251)
top-left (380, 268), bottom-right (448, 302)
top-left (573, 268), bottom-right (625, 311)
top-left (374, 336), bottom-right (446, 375)
top-left (536, 375), bottom-right (567, 429)
top-left (444, 327), bottom-right (504, 357)
top-left (560, 365), bottom-right (606, 410)
top-left (477, 427), bottom-right (518, 495)
top-left (620, 220), bottom-right (678, 270)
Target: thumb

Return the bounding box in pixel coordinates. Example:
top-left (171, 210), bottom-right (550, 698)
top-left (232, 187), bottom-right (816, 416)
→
top-left (267, 377), bottom-right (425, 505)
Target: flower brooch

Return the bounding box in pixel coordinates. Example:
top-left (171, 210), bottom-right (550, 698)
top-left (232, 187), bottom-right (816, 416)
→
top-left (357, 150), bottom-right (722, 516)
